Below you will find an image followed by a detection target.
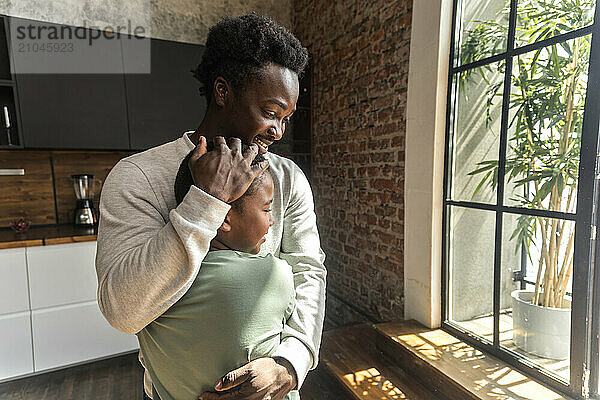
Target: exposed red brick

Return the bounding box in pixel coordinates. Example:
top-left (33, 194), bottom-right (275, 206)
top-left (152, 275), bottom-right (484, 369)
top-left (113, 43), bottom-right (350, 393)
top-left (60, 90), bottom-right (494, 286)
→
top-left (372, 178), bottom-right (397, 191)
top-left (294, 0), bottom-right (410, 325)
top-left (378, 218), bottom-right (391, 229)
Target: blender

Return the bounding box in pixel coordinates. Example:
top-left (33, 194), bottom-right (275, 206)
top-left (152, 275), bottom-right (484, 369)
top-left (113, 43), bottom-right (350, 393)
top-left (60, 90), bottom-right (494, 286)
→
top-left (71, 174), bottom-right (101, 226)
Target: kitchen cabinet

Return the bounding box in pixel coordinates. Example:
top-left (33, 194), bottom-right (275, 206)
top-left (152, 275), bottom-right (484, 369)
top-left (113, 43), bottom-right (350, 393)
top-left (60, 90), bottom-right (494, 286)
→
top-left (16, 73), bottom-right (130, 149)
top-left (27, 241), bottom-right (98, 309)
top-left (32, 300), bottom-right (138, 371)
top-left (122, 37), bottom-right (206, 150)
top-left (26, 241), bottom-right (138, 373)
top-left (0, 16), bottom-right (23, 148)
top-left (11, 19), bottom-right (205, 150)
top-left (0, 242), bottom-right (139, 381)
top-left (0, 247), bottom-right (29, 315)
top-left (5, 16), bottom-right (206, 151)
top-left (11, 17), bottom-right (129, 149)
top-left (0, 248), bottom-right (34, 380)
top-left (0, 311), bottom-right (34, 380)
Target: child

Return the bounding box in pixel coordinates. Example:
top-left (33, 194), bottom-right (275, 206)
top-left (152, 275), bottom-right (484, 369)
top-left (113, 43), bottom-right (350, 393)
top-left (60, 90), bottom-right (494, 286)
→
top-left (136, 151), bottom-right (299, 400)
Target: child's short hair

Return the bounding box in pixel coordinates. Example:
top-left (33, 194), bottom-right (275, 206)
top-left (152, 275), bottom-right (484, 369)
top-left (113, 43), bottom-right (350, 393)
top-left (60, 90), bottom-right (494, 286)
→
top-left (174, 143), bottom-right (270, 213)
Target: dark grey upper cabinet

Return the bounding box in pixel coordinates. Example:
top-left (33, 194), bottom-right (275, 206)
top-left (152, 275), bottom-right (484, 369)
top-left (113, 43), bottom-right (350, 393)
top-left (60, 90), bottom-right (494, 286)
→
top-left (11, 17), bottom-right (129, 149)
top-left (17, 74), bottom-right (130, 149)
top-left (122, 37), bottom-right (206, 150)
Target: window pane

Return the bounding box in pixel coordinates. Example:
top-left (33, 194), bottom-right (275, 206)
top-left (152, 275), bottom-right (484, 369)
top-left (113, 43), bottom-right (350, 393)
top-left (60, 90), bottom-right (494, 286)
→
top-left (447, 206), bottom-right (496, 340)
top-left (500, 212), bottom-right (574, 382)
top-left (503, 35), bottom-right (591, 213)
top-left (456, 0), bottom-right (509, 66)
top-left (450, 61), bottom-right (504, 204)
top-left (516, 0), bottom-right (596, 48)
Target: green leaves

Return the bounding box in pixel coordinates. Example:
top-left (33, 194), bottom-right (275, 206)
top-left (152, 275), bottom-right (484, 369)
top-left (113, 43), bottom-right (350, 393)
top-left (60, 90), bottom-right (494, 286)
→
top-left (460, 21), bottom-right (508, 67)
top-left (458, 0), bottom-right (592, 306)
top-left (464, 17), bottom-right (588, 211)
top-left (516, 0), bottom-right (595, 46)
top-left (511, 214), bottom-right (536, 257)
top-left (468, 160), bottom-right (499, 197)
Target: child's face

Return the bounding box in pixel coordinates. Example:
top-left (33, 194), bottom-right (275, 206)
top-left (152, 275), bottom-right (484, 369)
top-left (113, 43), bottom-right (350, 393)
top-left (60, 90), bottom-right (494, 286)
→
top-left (223, 173), bottom-right (274, 254)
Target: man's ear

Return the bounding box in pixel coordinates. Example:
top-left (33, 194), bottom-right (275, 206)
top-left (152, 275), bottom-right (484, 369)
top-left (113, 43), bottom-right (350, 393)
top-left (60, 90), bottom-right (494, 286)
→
top-left (213, 77), bottom-right (231, 107)
top-left (218, 213), bottom-right (232, 232)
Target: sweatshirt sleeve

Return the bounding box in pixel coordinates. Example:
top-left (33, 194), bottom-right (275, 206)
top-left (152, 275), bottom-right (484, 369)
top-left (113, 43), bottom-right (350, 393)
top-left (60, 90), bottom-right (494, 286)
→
top-left (272, 163), bottom-right (326, 389)
top-left (95, 160), bottom-right (230, 334)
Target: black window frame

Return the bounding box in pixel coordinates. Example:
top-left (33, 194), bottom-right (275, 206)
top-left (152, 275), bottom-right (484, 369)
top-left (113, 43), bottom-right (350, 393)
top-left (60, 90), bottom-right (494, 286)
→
top-left (441, 0), bottom-right (600, 398)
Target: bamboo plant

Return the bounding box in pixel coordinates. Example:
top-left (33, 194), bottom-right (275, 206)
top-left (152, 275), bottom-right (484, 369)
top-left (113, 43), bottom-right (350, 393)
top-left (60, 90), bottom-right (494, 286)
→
top-left (462, 0), bottom-right (594, 308)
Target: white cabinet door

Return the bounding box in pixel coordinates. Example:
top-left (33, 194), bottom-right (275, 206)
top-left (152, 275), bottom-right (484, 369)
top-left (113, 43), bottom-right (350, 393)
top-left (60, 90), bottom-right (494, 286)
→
top-left (0, 311), bottom-right (34, 380)
top-left (27, 242), bottom-right (98, 309)
top-left (0, 248), bottom-right (30, 315)
top-left (32, 300), bottom-right (138, 372)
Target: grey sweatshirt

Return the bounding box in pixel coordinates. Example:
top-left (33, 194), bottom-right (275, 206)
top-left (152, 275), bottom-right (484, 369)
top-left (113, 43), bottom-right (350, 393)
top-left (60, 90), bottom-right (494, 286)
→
top-left (95, 132), bottom-right (326, 394)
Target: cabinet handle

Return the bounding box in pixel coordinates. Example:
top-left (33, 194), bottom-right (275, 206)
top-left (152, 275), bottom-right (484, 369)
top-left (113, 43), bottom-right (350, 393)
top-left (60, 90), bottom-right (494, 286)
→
top-left (3, 106), bottom-right (10, 128)
top-left (2, 106), bottom-right (13, 146)
top-left (0, 169), bottom-right (25, 175)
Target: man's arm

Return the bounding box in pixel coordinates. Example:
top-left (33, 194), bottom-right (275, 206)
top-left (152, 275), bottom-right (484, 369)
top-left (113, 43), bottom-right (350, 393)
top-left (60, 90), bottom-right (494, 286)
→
top-left (272, 163), bottom-right (327, 388)
top-left (96, 159), bottom-right (230, 334)
top-left (96, 137), bottom-right (268, 334)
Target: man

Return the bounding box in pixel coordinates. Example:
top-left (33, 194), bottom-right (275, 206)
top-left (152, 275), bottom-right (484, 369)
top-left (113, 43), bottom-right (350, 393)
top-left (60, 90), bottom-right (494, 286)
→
top-left (95, 13), bottom-right (326, 400)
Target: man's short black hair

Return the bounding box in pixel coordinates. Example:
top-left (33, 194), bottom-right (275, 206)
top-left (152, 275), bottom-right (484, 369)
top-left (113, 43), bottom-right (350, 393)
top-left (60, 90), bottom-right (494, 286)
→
top-left (193, 13), bottom-right (308, 99)
top-left (174, 144), bottom-right (269, 214)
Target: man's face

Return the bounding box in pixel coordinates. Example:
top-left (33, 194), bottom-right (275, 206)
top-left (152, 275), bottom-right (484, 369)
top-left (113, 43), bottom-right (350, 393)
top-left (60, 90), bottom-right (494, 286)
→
top-left (224, 173), bottom-right (274, 254)
top-left (225, 63), bottom-right (299, 154)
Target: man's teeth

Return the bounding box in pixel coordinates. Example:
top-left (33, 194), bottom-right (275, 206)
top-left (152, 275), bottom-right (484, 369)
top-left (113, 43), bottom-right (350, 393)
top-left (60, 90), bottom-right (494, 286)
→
top-left (256, 138), bottom-right (268, 147)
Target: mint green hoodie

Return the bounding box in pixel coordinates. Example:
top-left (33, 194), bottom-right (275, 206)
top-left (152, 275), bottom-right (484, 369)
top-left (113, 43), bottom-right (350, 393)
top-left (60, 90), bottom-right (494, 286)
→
top-left (137, 250), bottom-right (299, 400)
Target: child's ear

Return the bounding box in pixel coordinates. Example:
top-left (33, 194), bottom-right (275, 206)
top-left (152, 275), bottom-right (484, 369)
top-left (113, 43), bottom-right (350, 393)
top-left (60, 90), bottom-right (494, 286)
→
top-left (218, 213), bottom-right (232, 232)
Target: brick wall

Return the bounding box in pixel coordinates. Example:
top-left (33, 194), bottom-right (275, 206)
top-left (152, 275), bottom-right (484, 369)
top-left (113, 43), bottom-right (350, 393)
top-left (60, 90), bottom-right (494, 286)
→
top-left (293, 0), bottom-right (412, 327)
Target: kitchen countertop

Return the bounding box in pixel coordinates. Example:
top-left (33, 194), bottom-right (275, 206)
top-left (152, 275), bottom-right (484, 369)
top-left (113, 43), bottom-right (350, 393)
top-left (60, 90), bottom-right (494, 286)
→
top-left (0, 224), bottom-right (97, 249)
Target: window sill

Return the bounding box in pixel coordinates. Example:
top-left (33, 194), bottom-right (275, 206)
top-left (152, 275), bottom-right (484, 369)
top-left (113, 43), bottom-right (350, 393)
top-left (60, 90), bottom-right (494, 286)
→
top-left (320, 320), bottom-right (578, 400)
top-left (375, 320), bottom-right (576, 400)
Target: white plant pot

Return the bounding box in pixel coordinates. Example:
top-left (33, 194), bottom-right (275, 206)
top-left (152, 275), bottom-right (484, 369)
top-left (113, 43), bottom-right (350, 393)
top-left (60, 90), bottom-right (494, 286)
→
top-left (511, 290), bottom-right (571, 360)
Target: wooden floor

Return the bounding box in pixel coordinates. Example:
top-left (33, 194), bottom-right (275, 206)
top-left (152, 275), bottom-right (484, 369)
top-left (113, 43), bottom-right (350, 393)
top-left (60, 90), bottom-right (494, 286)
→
top-left (0, 353), bottom-right (145, 400)
top-left (0, 352), bottom-right (350, 400)
top-left (320, 323), bottom-right (443, 400)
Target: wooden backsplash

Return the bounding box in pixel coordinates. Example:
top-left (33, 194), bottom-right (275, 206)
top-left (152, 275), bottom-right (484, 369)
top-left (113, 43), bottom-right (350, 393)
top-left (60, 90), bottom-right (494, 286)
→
top-left (0, 151), bottom-right (56, 226)
top-left (0, 150), bottom-right (133, 227)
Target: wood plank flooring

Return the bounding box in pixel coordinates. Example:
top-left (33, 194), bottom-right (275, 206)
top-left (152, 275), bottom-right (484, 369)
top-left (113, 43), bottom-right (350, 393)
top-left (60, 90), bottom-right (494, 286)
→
top-left (0, 352), bottom-right (350, 400)
top-left (320, 323), bottom-right (443, 400)
top-left (0, 353), bottom-right (145, 400)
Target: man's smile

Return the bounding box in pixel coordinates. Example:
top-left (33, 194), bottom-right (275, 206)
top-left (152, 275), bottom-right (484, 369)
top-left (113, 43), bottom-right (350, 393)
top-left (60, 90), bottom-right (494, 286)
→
top-left (254, 136), bottom-right (274, 152)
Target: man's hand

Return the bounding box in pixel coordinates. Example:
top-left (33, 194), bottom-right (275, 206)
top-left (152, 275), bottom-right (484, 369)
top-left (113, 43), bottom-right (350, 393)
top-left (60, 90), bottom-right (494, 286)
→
top-left (189, 136), bottom-right (269, 203)
top-left (198, 357), bottom-right (297, 400)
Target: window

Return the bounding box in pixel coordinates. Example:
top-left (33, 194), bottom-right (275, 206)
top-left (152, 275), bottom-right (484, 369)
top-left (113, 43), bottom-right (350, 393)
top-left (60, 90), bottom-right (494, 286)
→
top-left (442, 0), bottom-right (600, 397)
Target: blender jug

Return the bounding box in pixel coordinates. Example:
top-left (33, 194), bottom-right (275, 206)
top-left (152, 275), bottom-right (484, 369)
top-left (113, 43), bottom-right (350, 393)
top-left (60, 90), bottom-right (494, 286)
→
top-left (71, 174), bottom-right (102, 226)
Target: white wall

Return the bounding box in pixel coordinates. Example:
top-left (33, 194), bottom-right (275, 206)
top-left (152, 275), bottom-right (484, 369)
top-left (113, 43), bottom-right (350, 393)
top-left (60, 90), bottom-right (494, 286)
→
top-left (403, 0), bottom-right (453, 328)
